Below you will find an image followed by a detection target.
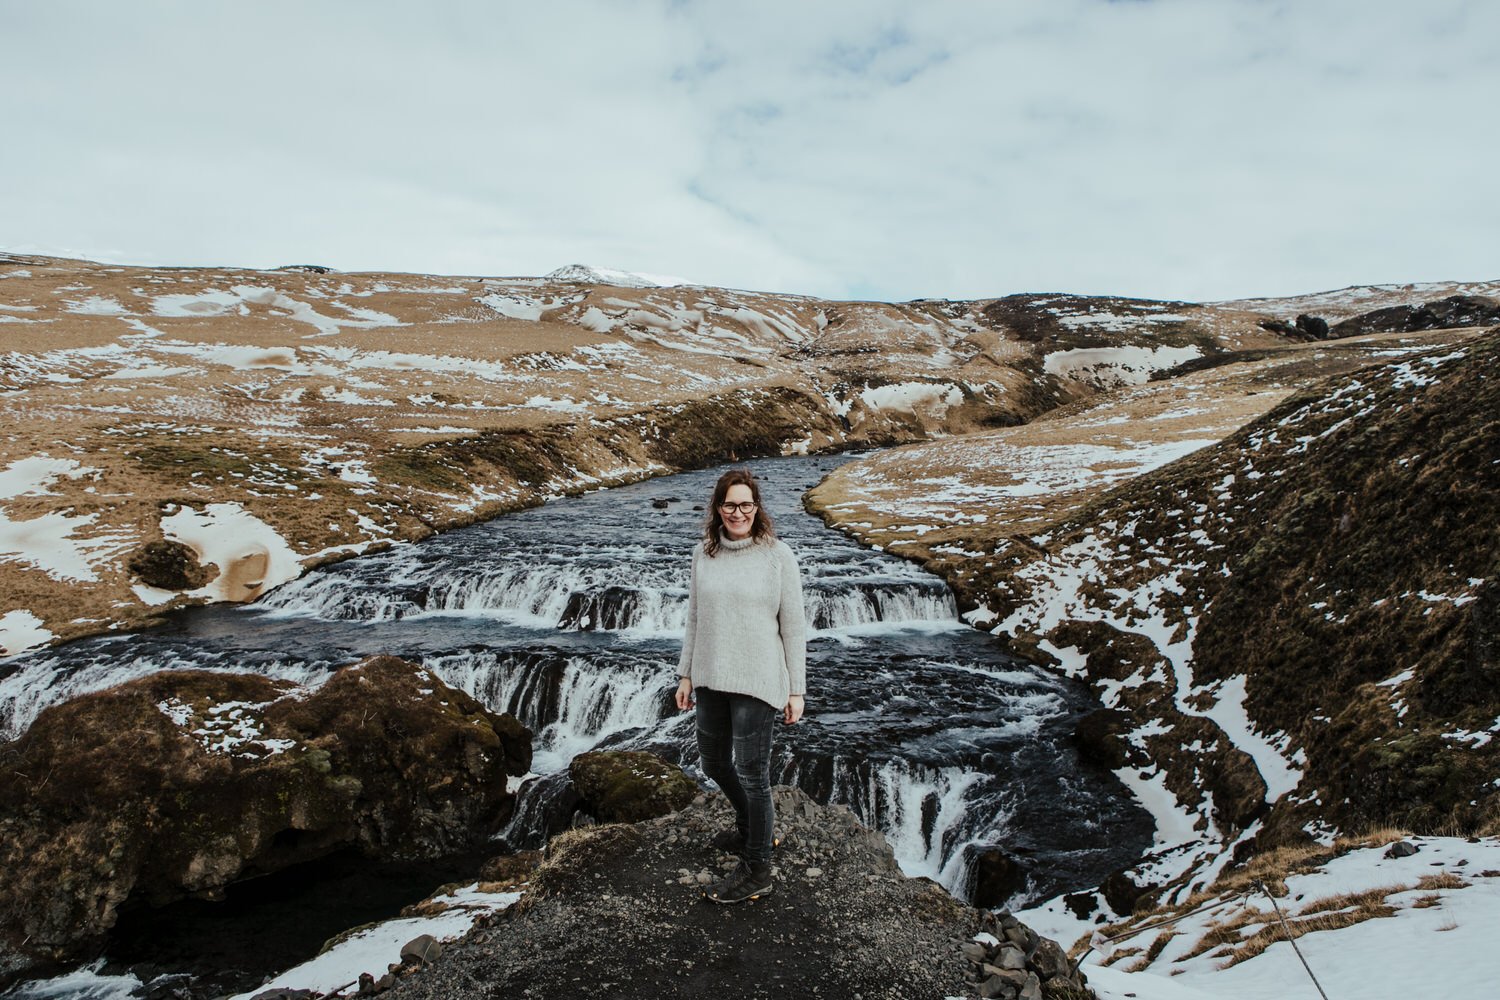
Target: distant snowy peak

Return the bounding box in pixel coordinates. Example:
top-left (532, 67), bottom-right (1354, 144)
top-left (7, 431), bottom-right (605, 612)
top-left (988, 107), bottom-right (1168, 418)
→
top-left (544, 264), bottom-right (690, 288)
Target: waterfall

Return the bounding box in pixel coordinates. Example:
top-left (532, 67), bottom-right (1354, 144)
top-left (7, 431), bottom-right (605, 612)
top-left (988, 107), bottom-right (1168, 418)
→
top-left (257, 549), bottom-right (955, 635)
top-left (256, 571), bottom-right (429, 621)
top-left (806, 579), bottom-right (957, 629)
top-left (0, 646), bottom-right (335, 741)
top-left (0, 452), bottom-right (1151, 924)
top-left (420, 647), bottom-right (671, 774)
top-left (828, 755), bottom-right (1014, 897)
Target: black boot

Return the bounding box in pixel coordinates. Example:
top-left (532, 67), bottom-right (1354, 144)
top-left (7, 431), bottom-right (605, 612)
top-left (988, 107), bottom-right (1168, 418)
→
top-left (709, 825), bottom-right (749, 852)
top-left (703, 858), bottom-right (774, 904)
top-left (709, 826), bottom-right (783, 858)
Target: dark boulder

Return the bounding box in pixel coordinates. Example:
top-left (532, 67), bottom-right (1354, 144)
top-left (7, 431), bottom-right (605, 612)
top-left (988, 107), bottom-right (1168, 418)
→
top-left (567, 750), bottom-right (697, 823)
top-left (1295, 314), bottom-right (1329, 338)
top-left (558, 586), bottom-right (644, 631)
top-left (969, 847), bottom-right (1027, 908)
top-left (0, 655), bottom-right (531, 988)
top-left (126, 539), bottom-right (218, 590)
top-left (1101, 868), bottom-right (1158, 916)
top-left (1257, 314), bottom-right (1330, 341)
top-left (1257, 318), bottom-right (1299, 337)
top-left (1072, 708), bottom-right (1131, 769)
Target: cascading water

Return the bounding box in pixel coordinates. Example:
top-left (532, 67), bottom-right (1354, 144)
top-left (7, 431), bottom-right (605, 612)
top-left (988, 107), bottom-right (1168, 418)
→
top-left (0, 452), bottom-right (1151, 913)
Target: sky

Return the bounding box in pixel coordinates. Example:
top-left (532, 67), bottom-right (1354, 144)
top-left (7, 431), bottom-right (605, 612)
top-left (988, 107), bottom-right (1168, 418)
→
top-left (2, 0), bottom-right (1498, 303)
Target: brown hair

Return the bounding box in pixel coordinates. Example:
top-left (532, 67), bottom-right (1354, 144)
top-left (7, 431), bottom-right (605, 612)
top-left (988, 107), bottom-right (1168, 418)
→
top-left (701, 468), bottom-right (776, 557)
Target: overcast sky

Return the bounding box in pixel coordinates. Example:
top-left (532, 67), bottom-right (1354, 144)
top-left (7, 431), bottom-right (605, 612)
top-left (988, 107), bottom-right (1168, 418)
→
top-left (3, 0), bottom-right (1497, 302)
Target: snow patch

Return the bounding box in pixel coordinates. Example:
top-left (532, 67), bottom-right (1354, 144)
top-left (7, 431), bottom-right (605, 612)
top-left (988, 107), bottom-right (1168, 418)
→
top-left (1044, 345), bottom-right (1203, 387)
top-left (0, 609), bottom-right (54, 657)
top-left (545, 263), bottom-right (690, 287)
top-left (159, 502), bottom-right (305, 600)
top-left (859, 381), bottom-right (963, 416)
top-left (226, 883), bottom-right (522, 999)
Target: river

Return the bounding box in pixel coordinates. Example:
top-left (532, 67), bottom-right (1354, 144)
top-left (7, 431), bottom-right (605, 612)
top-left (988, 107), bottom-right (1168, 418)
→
top-left (0, 451), bottom-right (1151, 998)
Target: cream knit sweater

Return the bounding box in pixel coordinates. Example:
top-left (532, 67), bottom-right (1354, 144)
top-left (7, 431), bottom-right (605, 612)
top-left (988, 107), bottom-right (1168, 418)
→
top-left (677, 530), bottom-right (808, 711)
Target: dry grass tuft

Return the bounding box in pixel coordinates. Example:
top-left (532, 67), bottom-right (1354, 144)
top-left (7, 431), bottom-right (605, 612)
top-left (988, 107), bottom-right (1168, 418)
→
top-left (1216, 904), bottom-right (1397, 969)
top-left (1123, 930), bottom-right (1182, 972)
top-left (1174, 910), bottom-right (1266, 963)
top-left (1101, 834), bottom-right (1484, 976)
top-left (1416, 872), bottom-right (1470, 891)
top-left (1099, 945), bottom-right (1142, 968)
top-left (1295, 884), bottom-right (1409, 917)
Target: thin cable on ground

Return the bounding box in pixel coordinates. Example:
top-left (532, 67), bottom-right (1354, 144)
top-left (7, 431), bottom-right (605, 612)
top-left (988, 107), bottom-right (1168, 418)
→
top-left (1068, 889), bottom-right (1253, 975)
top-left (1070, 880), bottom-right (1334, 1000)
top-left (1254, 879), bottom-right (1331, 1000)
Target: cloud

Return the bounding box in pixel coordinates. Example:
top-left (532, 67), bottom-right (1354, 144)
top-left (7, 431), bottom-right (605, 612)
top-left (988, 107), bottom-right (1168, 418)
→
top-left (2, 0), bottom-right (1496, 301)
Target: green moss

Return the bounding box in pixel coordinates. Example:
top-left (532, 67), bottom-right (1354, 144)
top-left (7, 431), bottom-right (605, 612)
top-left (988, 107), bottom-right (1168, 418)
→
top-left (131, 443), bottom-right (255, 476)
top-left (569, 751), bottom-right (697, 824)
top-left (371, 451), bottom-right (469, 492)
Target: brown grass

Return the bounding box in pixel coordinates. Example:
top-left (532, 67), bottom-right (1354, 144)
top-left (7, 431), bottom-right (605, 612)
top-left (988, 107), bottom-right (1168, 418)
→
top-left (1173, 910), bottom-right (1265, 964)
top-left (1295, 884), bottom-right (1410, 917)
top-left (1123, 930), bottom-right (1181, 972)
top-left (1098, 945), bottom-right (1142, 968)
top-left (1216, 904), bottom-right (1396, 969)
top-left (1416, 872), bottom-right (1470, 891)
top-left (1094, 826), bottom-right (1482, 974)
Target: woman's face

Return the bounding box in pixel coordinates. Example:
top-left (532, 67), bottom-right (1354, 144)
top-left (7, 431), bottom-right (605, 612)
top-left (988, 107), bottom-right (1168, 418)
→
top-left (720, 483), bottom-right (756, 540)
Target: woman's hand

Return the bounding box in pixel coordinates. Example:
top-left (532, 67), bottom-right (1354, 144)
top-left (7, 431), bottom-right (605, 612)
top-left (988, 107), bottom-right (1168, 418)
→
top-left (675, 677), bottom-right (694, 711)
top-left (783, 694), bottom-right (804, 725)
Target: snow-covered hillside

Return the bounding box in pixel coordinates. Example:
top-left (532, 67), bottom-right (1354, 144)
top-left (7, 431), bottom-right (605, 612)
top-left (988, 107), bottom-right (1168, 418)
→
top-left (13, 252), bottom-right (1458, 658)
top-left (3, 251), bottom-right (1494, 682)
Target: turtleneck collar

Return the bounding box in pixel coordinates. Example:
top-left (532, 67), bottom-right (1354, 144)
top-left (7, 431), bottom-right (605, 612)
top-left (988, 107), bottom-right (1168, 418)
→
top-left (718, 529), bottom-right (757, 551)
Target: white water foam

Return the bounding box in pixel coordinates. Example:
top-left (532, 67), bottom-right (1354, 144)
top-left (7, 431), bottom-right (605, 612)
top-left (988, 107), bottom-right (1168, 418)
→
top-left (832, 756), bottom-right (1015, 897)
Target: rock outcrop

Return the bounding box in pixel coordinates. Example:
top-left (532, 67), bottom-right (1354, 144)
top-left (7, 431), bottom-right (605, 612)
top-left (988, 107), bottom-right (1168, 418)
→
top-left (568, 750), bottom-right (699, 823)
top-left (376, 785), bottom-right (1093, 1000)
top-left (1330, 294), bottom-right (1500, 337)
top-left (0, 655), bottom-right (532, 989)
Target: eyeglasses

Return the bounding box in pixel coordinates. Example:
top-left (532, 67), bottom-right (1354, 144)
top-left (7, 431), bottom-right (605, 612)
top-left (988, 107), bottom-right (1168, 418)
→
top-left (718, 502), bottom-right (758, 515)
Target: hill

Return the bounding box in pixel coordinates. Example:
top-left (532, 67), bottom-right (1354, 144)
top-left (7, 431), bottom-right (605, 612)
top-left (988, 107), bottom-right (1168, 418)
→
top-left (5, 251), bottom-right (1494, 658)
top-left (808, 328), bottom-right (1498, 896)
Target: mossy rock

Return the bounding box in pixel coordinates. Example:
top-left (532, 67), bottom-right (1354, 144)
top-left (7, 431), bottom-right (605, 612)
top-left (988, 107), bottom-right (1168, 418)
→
top-left (568, 750), bottom-right (697, 824)
top-left (0, 655), bottom-right (532, 989)
top-left (126, 538), bottom-right (218, 590)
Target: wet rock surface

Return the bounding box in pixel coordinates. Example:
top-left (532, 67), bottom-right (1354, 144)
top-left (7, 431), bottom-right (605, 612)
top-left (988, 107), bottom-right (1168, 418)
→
top-left (380, 786), bottom-right (1089, 1000)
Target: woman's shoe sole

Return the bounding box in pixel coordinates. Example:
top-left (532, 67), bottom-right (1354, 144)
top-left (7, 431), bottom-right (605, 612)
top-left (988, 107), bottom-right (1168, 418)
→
top-left (703, 884), bottom-right (775, 904)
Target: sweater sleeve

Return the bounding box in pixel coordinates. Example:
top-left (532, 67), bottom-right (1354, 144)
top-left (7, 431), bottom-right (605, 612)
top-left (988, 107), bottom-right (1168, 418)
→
top-left (777, 542), bottom-right (808, 697)
top-left (677, 544), bottom-right (698, 680)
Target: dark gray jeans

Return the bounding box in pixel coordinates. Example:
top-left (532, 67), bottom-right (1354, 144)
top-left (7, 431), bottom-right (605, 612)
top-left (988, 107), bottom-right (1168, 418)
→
top-left (694, 686), bottom-right (778, 865)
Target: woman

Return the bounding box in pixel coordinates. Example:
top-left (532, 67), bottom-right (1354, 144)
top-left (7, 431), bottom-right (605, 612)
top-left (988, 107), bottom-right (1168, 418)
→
top-left (675, 468), bottom-right (807, 904)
